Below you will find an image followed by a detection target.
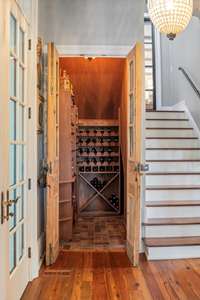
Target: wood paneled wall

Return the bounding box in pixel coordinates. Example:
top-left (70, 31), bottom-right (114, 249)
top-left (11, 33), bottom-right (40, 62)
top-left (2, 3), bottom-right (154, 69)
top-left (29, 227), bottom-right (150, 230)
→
top-left (60, 57), bottom-right (125, 119)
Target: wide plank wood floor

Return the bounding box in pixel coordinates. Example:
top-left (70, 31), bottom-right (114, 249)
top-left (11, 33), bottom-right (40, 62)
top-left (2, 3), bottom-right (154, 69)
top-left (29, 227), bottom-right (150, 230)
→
top-left (22, 250), bottom-right (200, 300)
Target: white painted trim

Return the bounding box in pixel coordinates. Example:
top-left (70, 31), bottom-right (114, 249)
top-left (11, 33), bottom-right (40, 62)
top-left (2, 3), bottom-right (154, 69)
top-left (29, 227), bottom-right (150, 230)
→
top-left (57, 44), bottom-right (133, 57)
top-left (173, 100), bottom-right (200, 139)
top-left (154, 29), bottom-right (162, 109)
top-left (26, 0), bottom-right (39, 281)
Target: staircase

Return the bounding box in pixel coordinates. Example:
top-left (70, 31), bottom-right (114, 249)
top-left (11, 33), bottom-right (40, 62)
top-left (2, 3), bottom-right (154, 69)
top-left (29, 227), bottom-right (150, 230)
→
top-left (143, 110), bottom-right (200, 260)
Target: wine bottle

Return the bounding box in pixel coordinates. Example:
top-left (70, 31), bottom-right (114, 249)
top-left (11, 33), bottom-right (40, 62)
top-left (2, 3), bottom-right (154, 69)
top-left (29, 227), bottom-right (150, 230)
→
top-left (92, 148), bottom-right (97, 155)
top-left (92, 157), bottom-right (97, 165)
top-left (79, 148), bottom-right (83, 155)
top-left (92, 138), bottom-right (97, 144)
top-left (100, 157), bottom-right (105, 164)
top-left (114, 137), bottom-right (119, 143)
top-left (86, 138), bottom-right (91, 145)
top-left (107, 147), bottom-right (112, 154)
top-left (107, 157), bottom-right (112, 164)
top-left (107, 137), bottom-right (112, 144)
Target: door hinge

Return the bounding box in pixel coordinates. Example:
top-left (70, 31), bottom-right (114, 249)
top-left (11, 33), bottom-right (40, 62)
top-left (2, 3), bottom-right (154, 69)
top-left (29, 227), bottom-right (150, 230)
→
top-left (28, 247), bottom-right (31, 258)
top-left (28, 107), bottom-right (32, 119)
top-left (28, 178), bottom-right (32, 190)
top-left (28, 39), bottom-right (32, 50)
top-left (49, 243), bottom-right (53, 264)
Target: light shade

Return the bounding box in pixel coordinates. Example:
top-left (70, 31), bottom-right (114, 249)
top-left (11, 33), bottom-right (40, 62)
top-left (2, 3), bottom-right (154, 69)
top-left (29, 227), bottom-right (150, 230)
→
top-left (148, 0), bottom-right (193, 40)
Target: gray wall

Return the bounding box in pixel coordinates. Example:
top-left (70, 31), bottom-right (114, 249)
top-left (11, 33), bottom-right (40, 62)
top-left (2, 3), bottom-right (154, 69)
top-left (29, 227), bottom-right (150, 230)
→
top-left (38, 0), bottom-right (144, 46)
top-left (160, 17), bottom-right (200, 126)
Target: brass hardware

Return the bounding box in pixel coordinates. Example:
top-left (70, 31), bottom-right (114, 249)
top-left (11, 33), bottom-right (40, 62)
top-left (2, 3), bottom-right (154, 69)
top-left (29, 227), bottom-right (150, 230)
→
top-left (1, 192), bottom-right (4, 224)
top-left (2, 191), bottom-right (21, 221)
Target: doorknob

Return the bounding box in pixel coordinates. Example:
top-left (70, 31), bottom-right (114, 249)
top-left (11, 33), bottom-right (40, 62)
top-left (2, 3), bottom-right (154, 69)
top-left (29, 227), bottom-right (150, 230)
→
top-left (135, 163), bottom-right (149, 174)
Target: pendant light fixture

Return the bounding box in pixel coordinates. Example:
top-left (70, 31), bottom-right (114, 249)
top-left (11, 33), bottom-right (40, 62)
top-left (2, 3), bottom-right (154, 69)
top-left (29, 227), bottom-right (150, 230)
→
top-left (147, 0), bottom-right (193, 40)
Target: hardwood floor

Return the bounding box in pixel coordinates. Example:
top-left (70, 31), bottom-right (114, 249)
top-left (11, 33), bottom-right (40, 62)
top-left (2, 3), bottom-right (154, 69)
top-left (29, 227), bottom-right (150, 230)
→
top-left (22, 250), bottom-right (200, 300)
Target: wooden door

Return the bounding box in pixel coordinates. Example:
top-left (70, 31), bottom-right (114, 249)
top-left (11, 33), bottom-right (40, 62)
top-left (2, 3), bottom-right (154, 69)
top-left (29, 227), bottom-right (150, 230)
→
top-left (126, 43), bottom-right (143, 266)
top-left (46, 43), bottom-right (59, 265)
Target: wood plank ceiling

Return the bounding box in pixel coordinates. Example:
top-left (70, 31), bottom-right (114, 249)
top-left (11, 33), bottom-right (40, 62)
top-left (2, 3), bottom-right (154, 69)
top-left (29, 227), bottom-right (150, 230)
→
top-left (60, 57), bottom-right (125, 119)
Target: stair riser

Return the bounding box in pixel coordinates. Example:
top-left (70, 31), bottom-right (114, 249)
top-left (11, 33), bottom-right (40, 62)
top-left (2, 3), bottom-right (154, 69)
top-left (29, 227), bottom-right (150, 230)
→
top-left (146, 206), bottom-right (200, 218)
top-left (146, 139), bottom-right (200, 148)
top-left (147, 162), bottom-right (200, 173)
top-left (146, 112), bottom-right (186, 119)
top-left (146, 130), bottom-right (195, 138)
top-left (146, 189), bottom-right (200, 201)
top-left (146, 175), bottom-right (200, 185)
top-left (144, 224), bottom-right (200, 238)
top-left (146, 150), bottom-right (200, 160)
top-left (145, 245), bottom-right (200, 260)
top-left (146, 120), bottom-right (191, 128)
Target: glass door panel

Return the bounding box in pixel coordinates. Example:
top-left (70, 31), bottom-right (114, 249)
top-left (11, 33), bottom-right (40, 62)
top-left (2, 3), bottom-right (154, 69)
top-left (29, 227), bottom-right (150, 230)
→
top-left (9, 9), bottom-right (26, 278)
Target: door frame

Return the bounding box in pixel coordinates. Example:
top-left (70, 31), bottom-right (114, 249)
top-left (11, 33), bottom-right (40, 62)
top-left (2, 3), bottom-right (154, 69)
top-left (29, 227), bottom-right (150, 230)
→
top-left (55, 44), bottom-right (145, 261)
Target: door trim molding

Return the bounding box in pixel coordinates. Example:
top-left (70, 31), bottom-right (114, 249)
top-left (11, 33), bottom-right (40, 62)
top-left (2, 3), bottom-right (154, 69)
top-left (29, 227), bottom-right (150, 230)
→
top-left (154, 29), bottom-right (162, 109)
top-left (57, 44), bottom-right (133, 57)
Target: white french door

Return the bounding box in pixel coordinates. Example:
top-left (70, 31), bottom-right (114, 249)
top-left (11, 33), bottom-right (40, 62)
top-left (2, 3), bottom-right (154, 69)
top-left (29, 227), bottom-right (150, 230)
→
top-left (0, 1), bottom-right (30, 299)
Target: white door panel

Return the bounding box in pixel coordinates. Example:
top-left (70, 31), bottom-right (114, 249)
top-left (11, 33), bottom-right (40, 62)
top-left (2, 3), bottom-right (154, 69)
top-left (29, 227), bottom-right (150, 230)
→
top-left (0, 1), bottom-right (30, 299)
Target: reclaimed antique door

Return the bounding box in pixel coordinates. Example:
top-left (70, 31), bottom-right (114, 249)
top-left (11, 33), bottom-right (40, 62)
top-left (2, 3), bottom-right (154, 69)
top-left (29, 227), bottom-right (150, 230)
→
top-left (126, 43), bottom-right (143, 266)
top-left (46, 43), bottom-right (60, 265)
top-left (0, 1), bottom-right (30, 299)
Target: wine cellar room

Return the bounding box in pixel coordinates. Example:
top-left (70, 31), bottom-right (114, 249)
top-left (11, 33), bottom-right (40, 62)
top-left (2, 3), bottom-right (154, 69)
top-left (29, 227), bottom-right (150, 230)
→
top-left (59, 56), bottom-right (128, 249)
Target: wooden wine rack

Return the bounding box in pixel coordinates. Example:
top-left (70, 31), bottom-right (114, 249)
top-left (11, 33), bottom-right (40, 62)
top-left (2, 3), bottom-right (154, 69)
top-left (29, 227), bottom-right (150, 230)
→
top-left (77, 119), bottom-right (121, 216)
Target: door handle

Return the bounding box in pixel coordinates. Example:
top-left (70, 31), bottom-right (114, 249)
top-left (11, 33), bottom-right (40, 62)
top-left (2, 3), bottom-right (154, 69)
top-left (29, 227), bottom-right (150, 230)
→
top-left (1, 192), bottom-right (4, 224)
top-left (135, 163), bottom-right (149, 175)
top-left (3, 191), bottom-right (21, 222)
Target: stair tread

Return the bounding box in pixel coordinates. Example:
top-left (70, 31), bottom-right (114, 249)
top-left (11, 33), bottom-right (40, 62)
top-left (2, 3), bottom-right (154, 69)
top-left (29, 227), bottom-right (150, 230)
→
top-left (145, 200), bottom-right (200, 207)
top-left (143, 236), bottom-right (200, 247)
top-left (146, 159), bottom-right (200, 162)
top-left (146, 185), bottom-right (200, 190)
top-left (146, 127), bottom-right (193, 130)
top-left (146, 148), bottom-right (200, 150)
top-left (146, 172), bottom-right (200, 175)
top-left (146, 118), bottom-right (189, 121)
top-left (146, 137), bottom-right (198, 140)
top-left (144, 217), bottom-right (200, 225)
top-left (146, 110), bottom-right (185, 113)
